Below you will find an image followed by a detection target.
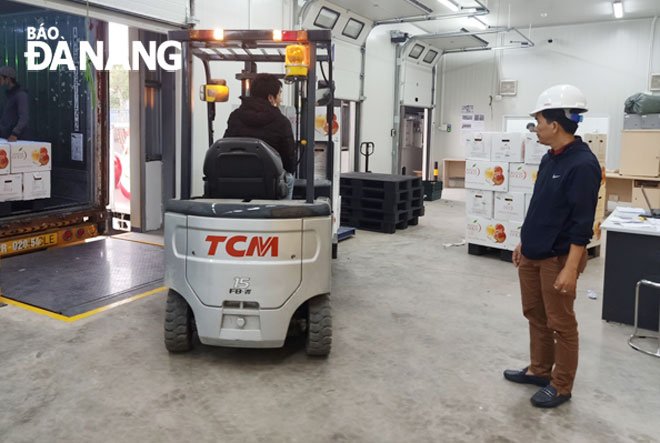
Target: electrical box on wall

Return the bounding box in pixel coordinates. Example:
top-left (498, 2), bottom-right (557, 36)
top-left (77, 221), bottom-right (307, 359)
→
top-left (500, 80), bottom-right (518, 96)
top-left (650, 73), bottom-right (660, 92)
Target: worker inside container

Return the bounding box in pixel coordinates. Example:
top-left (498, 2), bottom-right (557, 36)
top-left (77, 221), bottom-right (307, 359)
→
top-left (0, 66), bottom-right (30, 142)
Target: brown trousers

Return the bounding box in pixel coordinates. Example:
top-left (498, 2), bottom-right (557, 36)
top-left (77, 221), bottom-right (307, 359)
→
top-left (518, 252), bottom-right (588, 395)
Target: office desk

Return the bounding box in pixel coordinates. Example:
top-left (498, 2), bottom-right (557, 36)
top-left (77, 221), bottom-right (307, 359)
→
top-left (601, 209), bottom-right (660, 330)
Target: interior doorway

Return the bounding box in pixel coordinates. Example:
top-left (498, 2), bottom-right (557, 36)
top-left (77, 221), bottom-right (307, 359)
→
top-left (398, 106), bottom-right (431, 178)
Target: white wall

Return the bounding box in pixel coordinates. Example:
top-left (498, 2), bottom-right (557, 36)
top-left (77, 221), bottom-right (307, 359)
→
top-left (189, 0), bottom-right (294, 196)
top-left (434, 17), bottom-right (660, 174)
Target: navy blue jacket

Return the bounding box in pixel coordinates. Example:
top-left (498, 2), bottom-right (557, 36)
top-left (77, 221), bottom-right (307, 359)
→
top-left (521, 137), bottom-right (602, 260)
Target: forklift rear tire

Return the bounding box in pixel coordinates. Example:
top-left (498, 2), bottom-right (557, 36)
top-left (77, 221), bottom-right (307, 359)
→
top-left (164, 290), bottom-right (194, 352)
top-left (305, 294), bottom-right (332, 356)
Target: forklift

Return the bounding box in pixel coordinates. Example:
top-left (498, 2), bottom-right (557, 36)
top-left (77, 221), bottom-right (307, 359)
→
top-left (163, 29), bottom-right (337, 356)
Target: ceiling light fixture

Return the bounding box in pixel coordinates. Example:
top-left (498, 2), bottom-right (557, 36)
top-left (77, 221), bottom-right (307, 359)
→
top-left (612, 0), bottom-right (624, 19)
top-left (437, 0), bottom-right (460, 12)
top-left (469, 16), bottom-right (488, 30)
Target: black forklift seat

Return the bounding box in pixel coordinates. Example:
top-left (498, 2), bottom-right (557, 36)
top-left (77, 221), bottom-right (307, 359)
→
top-left (203, 137), bottom-right (288, 200)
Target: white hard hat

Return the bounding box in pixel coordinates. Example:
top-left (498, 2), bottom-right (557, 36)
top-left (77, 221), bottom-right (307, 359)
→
top-left (530, 84), bottom-right (588, 116)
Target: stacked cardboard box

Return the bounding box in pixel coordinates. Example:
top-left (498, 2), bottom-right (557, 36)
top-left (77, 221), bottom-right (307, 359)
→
top-left (583, 133), bottom-right (608, 243)
top-left (0, 141), bottom-right (52, 202)
top-left (465, 132), bottom-right (538, 252)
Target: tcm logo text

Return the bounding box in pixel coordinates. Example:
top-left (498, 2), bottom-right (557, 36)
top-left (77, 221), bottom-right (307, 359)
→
top-left (206, 235), bottom-right (279, 258)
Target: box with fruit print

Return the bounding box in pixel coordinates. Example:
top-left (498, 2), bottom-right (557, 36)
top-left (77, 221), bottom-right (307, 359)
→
top-left (23, 171), bottom-right (51, 200)
top-left (508, 163), bottom-right (538, 193)
top-left (0, 173), bottom-right (22, 201)
top-left (524, 193), bottom-right (532, 217)
top-left (505, 220), bottom-right (524, 251)
top-left (0, 143), bottom-right (10, 175)
top-left (466, 217), bottom-right (511, 249)
top-left (9, 141), bottom-right (51, 174)
top-left (464, 161), bottom-right (509, 192)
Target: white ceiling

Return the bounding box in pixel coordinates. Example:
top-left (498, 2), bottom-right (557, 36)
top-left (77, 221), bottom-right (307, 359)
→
top-left (319, 0), bottom-right (660, 33)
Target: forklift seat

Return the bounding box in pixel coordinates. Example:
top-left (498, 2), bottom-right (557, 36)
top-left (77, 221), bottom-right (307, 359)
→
top-left (203, 137), bottom-right (289, 200)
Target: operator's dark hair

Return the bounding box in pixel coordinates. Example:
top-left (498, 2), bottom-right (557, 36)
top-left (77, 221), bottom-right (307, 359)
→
top-left (250, 74), bottom-right (282, 100)
top-left (541, 108), bottom-right (578, 135)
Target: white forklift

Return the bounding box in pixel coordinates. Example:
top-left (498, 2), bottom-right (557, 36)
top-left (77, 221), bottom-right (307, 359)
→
top-left (163, 29), bottom-right (337, 356)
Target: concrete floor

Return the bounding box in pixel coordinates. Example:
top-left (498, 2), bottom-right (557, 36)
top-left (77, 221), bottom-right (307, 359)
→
top-left (1, 191), bottom-right (660, 443)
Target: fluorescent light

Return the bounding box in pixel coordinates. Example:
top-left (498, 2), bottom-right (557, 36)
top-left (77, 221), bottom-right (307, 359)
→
top-left (612, 1), bottom-right (623, 19)
top-left (469, 16), bottom-right (488, 30)
top-left (438, 0), bottom-right (460, 12)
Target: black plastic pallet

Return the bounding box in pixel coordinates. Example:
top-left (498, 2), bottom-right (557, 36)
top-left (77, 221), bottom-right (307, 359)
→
top-left (340, 216), bottom-right (419, 234)
top-left (467, 243), bottom-right (513, 262)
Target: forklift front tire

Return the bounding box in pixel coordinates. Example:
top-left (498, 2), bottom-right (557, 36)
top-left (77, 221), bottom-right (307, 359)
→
top-left (305, 294), bottom-right (332, 356)
top-left (164, 290), bottom-right (194, 352)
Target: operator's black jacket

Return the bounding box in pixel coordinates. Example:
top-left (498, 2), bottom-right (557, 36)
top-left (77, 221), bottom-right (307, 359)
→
top-left (223, 96), bottom-right (296, 174)
top-left (521, 137), bottom-right (602, 260)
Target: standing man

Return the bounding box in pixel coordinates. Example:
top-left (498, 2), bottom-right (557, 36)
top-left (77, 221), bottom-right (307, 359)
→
top-left (0, 66), bottom-right (30, 142)
top-left (504, 85), bottom-right (601, 408)
top-left (224, 73), bottom-right (296, 199)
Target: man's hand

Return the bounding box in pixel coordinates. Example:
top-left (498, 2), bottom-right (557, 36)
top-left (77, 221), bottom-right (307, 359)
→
top-left (7, 135), bottom-right (17, 142)
top-left (553, 266), bottom-right (578, 295)
top-left (512, 242), bottom-right (522, 268)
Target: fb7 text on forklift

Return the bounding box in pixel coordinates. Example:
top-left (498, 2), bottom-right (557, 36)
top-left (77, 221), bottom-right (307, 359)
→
top-left (163, 29), bottom-right (338, 356)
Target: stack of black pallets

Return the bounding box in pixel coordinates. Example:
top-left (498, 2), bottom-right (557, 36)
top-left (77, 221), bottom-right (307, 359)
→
top-left (340, 172), bottom-right (425, 234)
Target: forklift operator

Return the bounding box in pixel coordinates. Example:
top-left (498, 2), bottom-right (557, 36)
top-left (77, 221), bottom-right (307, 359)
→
top-left (224, 73), bottom-right (296, 199)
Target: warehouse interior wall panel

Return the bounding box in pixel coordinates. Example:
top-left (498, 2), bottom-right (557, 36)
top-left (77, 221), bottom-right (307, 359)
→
top-left (434, 18), bottom-right (660, 172)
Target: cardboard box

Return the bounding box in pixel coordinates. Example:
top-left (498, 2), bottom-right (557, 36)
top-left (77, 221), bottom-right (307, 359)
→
top-left (583, 133), bottom-right (607, 164)
top-left (494, 192), bottom-right (526, 221)
top-left (591, 218), bottom-right (604, 242)
top-left (466, 132), bottom-right (493, 160)
top-left (466, 216), bottom-right (489, 244)
top-left (632, 184), bottom-right (660, 210)
top-left (524, 193), bottom-right (533, 217)
top-left (22, 171), bottom-right (51, 200)
top-left (465, 160), bottom-right (509, 192)
top-left (9, 141), bottom-right (52, 173)
top-left (0, 174), bottom-right (22, 201)
top-left (492, 133), bottom-right (524, 162)
top-left (509, 163), bottom-right (539, 193)
top-left (505, 220), bottom-right (524, 251)
top-left (466, 217), bottom-right (511, 250)
top-left (0, 143), bottom-right (9, 175)
top-left (466, 190), bottom-right (494, 218)
top-left (619, 131), bottom-right (660, 177)
top-left (523, 133), bottom-right (546, 165)
top-left (595, 193), bottom-right (606, 219)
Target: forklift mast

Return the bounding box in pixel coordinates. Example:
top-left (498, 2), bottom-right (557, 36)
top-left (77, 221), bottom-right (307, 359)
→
top-left (168, 29), bottom-right (334, 205)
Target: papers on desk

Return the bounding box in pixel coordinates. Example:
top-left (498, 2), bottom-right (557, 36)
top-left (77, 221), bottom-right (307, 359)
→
top-left (603, 208), bottom-right (660, 234)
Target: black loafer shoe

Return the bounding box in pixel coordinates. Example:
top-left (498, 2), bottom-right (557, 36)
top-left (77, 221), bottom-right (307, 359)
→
top-left (530, 385), bottom-right (571, 408)
top-left (503, 367), bottom-right (551, 387)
